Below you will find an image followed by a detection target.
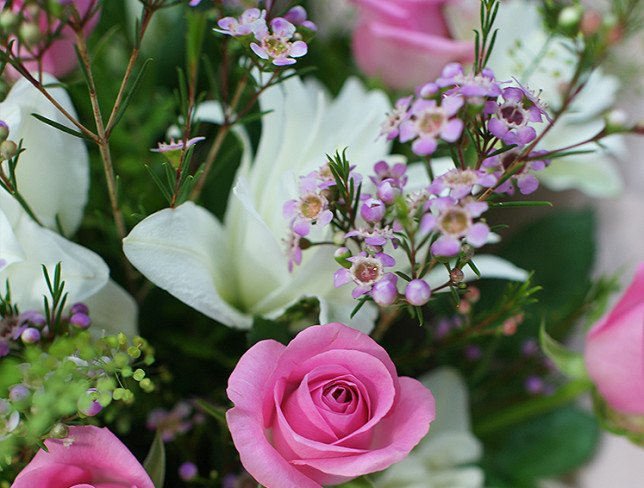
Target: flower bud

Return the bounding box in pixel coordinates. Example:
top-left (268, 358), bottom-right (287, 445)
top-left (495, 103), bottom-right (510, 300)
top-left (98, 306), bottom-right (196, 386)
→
top-left (49, 423), bottom-right (69, 439)
top-left (450, 267), bottom-right (465, 283)
top-left (376, 181), bottom-right (400, 205)
top-left (19, 22), bottom-right (41, 46)
top-left (21, 327), bottom-right (41, 344)
top-left (371, 279), bottom-right (397, 306)
top-left (9, 384), bottom-right (30, 402)
top-left (360, 198), bottom-right (386, 223)
top-left (557, 6), bottom-right (582, 34)
top-left (581, 9), bottom-right (603, 36)
top-left (0, 11), bottom-right (19, 34)
top-left (70, 302), bottom-right (90, 315)
top-left (0, 121), bottom-right (9, 143)
top-left (0, 140), bottom-right (17, 160)
top-left (70, 312), bottom-right (91, 329)
top-left (78, 388), bottom-right (103, 417)
top-left (334, 247), bottom-right (352, 268)
top-left (178, 462), bottom-right (199, 481)
top-left (405, 279), bottom-right (431, 306)
top-left (605, 109), bottom-right (629, 134)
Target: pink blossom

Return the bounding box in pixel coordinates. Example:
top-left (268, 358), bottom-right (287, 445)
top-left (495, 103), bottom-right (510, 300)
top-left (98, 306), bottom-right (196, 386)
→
top-left (226, 323), bottom-right (435, 487)
top-left (351, 0), bottom-right (474, 90)
top-left (4, 0), bottom-right (100, 78)
top-left (12, 425), bottom-right (154, 487)
top-left (585, 264), bottom-right (644, 415)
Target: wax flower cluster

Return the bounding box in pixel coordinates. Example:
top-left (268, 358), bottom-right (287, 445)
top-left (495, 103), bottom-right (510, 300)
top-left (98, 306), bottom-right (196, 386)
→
top-left (283, 63), bottom-right (553, 314)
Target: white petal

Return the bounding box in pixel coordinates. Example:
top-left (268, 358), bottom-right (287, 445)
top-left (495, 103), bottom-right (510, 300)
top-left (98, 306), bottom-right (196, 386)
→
top-left (123, 202), bottom-right (252, 329)
top-left (418, 367), bottom-right (472, 434)
top-left (0, 75), bottom-right (89, 235)
top-left (0, 206), bottom-right (25, 269)
top-left (0, 191), bottom-right (108, 310)
top-left (464, 255), bottom-right (529, 282)
top-left (83, 279), bottom-right (139, 337)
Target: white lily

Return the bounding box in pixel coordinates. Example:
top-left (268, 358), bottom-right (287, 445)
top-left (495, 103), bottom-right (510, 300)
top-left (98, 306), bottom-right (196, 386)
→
top-left (124, 77), bottom-right (390, 332)
top-left (374, 368), bottom-right (484, 488)
top-left (0, 77), bottom-right (137, 336)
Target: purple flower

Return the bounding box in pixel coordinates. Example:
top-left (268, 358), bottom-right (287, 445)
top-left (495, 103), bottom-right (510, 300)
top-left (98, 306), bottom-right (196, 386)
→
top-left (482, 148), bottom-right (551, 195)
top-left (399, 95), bottom-right (464, 156)
top-left (426, 63), bottom-right (502, 101)
top-left (421, 197), bottom-right (490, 257)
top-left (370, 160), bottom-right (408, 189)
top-left (283, 6), bottom-right (317, 31)
top-left (147, 402), bottom-right (194, 442)
top-left (429, 168), bottom-right (497, 198)
top-left (284, 231), bottom-right (303, 273)
top-left (380, 96), bottom-right (412, 141)
top-left (283, 190), bottom-right (333, 237)
top-left (360, 198), bottom-right (386, 223)
top-left (250, 17), bottom-right (308, 66)
top-left (150, 136), bottom-right (206, 153)
top-left (344, 226), bottom-right (398, 248)
top-left (333, 251), bottom-right (396, 299)
top-left (215, 8), bottom-right (266, 37)
top-left (485, 85), bottom-right (549, 146)
top-left (179, 462), bottom-right (199, 481)
top-left (371, 275), bottom-right (398, 306)
top-left (405, 279), bottom-right (431, 306)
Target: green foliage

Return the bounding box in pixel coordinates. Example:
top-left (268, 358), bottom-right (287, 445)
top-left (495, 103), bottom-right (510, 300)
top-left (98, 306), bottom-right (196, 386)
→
top-left (144, 431), bottom-right (166, 488)
top-left (484, 406), bottom-right (599, 484)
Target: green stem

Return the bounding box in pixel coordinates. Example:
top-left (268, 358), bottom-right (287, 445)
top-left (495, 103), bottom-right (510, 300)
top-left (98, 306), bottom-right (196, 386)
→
top-left (473, 378), bottom-right (592, 437)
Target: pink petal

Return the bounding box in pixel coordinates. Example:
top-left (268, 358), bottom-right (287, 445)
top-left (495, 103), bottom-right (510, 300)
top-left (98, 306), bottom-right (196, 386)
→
top-left (431, 235), bottom-right (461, 256)
top-left (291, 376), bottom-right (435, 477)
top-left (290, 41), bottom-right (308, 58)
top-left (412, 136), bottom-right (438, 156)
top-left (466, 223), bottom-right (489, 247)
top-left (13, 426), bottom-right (153, 488)
top-left (440, 118), bottom-right (463, 142)
top-left (250, 43), bottom-right (269, 59)
top-left (334, 269), bottom-right (352, 288)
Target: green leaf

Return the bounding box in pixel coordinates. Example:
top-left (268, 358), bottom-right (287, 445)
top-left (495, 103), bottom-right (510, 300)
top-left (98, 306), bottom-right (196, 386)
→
top-left (143, 431), bottom-right (166, 488)
top-left (30, 113), bottom-right (94, 141)
top-left (486, 406), bottom-right (599, 482)
top-left (247, 316), bottom-right (291, 347)
top-left (195, 399), bottom-right (227, 427)
top-left (540, 324), bottom-right (588, 379)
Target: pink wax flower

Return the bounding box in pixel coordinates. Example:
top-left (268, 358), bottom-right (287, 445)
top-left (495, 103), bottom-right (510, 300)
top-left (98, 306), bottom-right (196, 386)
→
top-left (4, 0), bottom-right (100, 78)
top-left (12, 425), bottom-right (154, 487)
top-left (351, 0), bottom-right (474, 90)
top-left (585, 264), bottom-right (644, 415)
top-left (226, 322), bottom-right (435, 488)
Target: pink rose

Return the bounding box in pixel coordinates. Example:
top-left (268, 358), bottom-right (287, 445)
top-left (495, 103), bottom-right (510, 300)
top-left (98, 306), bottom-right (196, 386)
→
top-left (226, 322), bottom-right (435, 488)
top-left (12, 425), bottom-right (154, 488)
top-left (3, 0), bottom-right (99, 78)
top-left (585, 264), bottom-right (644, 415)
top-left (351, 0), bottom-right (474, 90)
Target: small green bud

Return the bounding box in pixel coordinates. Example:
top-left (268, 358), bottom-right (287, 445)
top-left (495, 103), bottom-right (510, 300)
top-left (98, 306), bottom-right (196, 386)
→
top-left (127, 346), bottom-right (141, 359)
top-left (49, 423), bottom-right (69, 439)
top-left (121, 366), bottom-right (133, 378)
top-left (0, 11), bottom-right (20, 34)
top-left (18, 22), bottom-right (40, 46)
top-left (558, 6), bottom-right (582, 34)
top-left (0, 140), bottom-right (17, 160)
top-left (334, 247), bottom-right (352, 268)
top-left (117, 333), bottom-right (128, 347)
top-left (133, 369), bottom-right (145, 381)
top-left (140, 378), bottom-right (154, 392)
top-left (112, 388), bottom-right (125, 401)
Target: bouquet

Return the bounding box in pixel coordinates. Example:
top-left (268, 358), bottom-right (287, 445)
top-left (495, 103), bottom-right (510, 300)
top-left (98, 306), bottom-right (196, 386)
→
top-left (0, 0), bottom-right (643, 486)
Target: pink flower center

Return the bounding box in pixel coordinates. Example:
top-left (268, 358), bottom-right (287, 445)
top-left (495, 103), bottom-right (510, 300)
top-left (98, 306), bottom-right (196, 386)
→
top-left (444, 170), bottom-right (478, 187)
top-left (351, 257), bottom-right (383, 285)
top-left (417, 109), bottom-right (446, 135)
top-left (499, 103), bottom-right (526, 127)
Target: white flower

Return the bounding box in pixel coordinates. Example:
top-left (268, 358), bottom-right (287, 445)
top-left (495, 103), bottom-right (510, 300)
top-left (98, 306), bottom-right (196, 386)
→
top-left (374, 368), bottom-right (484, 488)
top-left (486, 0), bottom-right (625, 197)
top-left (124, 76), bottom-right (391, 332)
top-left (0, 77), bottom-right (137, 336)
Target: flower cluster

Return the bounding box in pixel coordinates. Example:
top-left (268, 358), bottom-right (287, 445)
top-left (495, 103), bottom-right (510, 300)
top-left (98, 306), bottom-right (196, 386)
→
top-left (215, 6), bottom-right (315, 66)
top-left (384, 63), bottom-right (551, 159)
top-left (284, 154), bottom-right (496, 312)
top-left (0, 120), bottom-right (18, 162)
